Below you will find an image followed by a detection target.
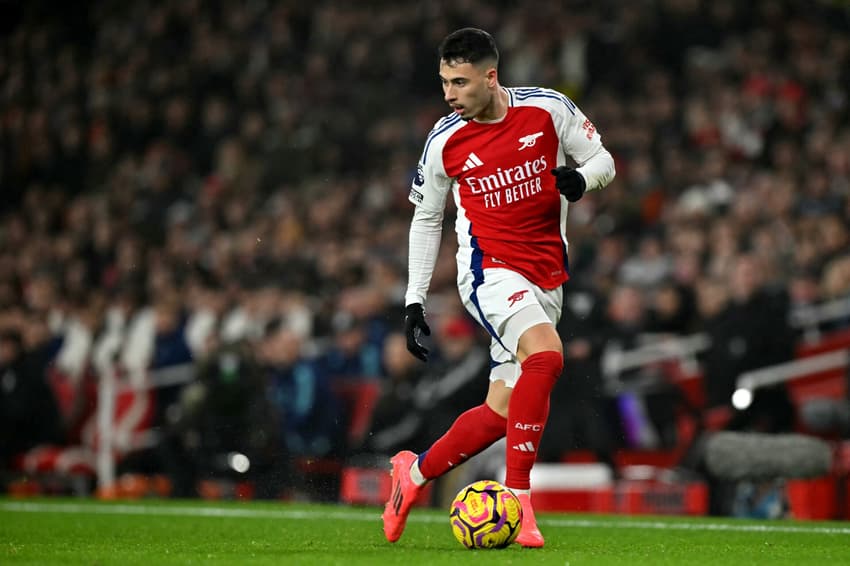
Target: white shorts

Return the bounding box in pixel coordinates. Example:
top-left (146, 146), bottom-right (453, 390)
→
top-left (458, 267), bottom-right (563, 388)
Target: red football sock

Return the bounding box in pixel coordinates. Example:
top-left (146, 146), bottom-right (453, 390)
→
top-left (505, 351), bottom-right (563, 490)
top-left (418, 403), bottom-right (506, 479)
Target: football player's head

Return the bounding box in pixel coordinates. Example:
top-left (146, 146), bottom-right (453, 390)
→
top-left (438, 28), bottom-right (501, 121)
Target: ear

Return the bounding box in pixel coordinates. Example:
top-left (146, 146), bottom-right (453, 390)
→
top-left (486, 67), bottom-right (498, 87)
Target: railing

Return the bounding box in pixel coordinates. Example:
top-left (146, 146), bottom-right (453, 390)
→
top-left (790, 296), bottom-right (850, 343)
top-left (601, 333), bottom-right (710, 393)
top-left (600, 292), bottom-right (850, 391)
top-left (732, 350), bottom-right (850, 410)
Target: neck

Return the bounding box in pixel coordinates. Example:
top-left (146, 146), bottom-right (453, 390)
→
top-left (475, 87), bottom-right (508, 122)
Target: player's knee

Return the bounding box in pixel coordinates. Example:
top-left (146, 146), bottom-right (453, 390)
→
top-left (521, 350), bottom-right (564, 379)
top-left (486, 381), bottom-right (512, 418)
top-left (517, 322), bottom-right (563, 359)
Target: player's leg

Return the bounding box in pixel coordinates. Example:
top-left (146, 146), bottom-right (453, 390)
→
top-left (508, 321), bottom-right (563, 548)
top-left (382, 335), bottom-right (512, 542)
top-left (382, 382), bottom-right (509, 543)
top-left (479, 277), bottom-right (563, 548)
top-left (383, 269), bottom-right (560, 544)
top-left (418, 382), bottom-right (509, 476)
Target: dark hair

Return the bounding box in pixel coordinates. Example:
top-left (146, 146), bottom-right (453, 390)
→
top-left (0, 328), bottom-right (23, 348)
top-left (438, 28), bottom-right (499, 66)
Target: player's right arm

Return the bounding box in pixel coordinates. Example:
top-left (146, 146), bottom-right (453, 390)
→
top-left (404, 204), bottom-right (442, 362)
top-left (404, 121), bottom-right (455, 307)
top-left (405, 206), bottom-right (443, 307)
top-left (403, 121), bottom-right (456, 361)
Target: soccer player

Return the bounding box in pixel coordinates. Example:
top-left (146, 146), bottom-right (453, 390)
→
top-left (382, 28), bottom-right (615, 548)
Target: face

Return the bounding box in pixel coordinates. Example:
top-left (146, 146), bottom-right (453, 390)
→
top-left (730, 255), bottom-right (761, 301)
top-left (382, 333), bottom-right (416, 379)
top-left (440, 59), bottom-right (497, 120)
top-left (261, 328), bottom-right (301, 365)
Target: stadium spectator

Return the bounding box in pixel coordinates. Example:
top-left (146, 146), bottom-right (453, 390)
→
top-left (0, 329), bottom-right (64, 475)
top-left (157, 333), bottom-right (283, 499)
top-left (262, 323), bottom-right (344, 460)
top-left (711, 254), bottom-right (796, 433)
top-left (543, 282), bottom-right (617, 471)
top-left (262, 322), bottom-right (345, 500)
top-left (361, 332), bottom-right (427, 456)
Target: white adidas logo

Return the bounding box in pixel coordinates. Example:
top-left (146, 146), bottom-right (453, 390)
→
top-left (512, 441), bottom-right (535, 452)
top-left (461, 152), bottom-right (484, 172)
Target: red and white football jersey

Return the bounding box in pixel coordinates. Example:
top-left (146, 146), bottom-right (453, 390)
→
top-left (410, 87), bottom-right (611, 290)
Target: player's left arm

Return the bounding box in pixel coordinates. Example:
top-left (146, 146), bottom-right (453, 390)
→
top-left (560, 106), bottom-right (616, 192)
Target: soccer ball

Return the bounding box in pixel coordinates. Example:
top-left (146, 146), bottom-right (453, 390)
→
top-left (449, 480), bottom-right (523, 549)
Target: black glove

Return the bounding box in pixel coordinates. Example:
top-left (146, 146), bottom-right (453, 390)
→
top-left (551, 166), bottom-right (587, 202)
top-left (404, 303), bottom-right (431, 362)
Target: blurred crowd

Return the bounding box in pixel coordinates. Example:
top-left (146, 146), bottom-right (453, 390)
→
top-left (1, 0), bottom-right (849, 498)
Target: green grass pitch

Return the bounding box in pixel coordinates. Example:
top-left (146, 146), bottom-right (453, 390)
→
top-left (2, 498), bottom-right (850, 565)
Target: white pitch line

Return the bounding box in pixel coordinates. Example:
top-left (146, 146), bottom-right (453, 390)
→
top-left (2, 501), bottom-right (850, 535)
top-left (542, 516), bottom-right (850, 535)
